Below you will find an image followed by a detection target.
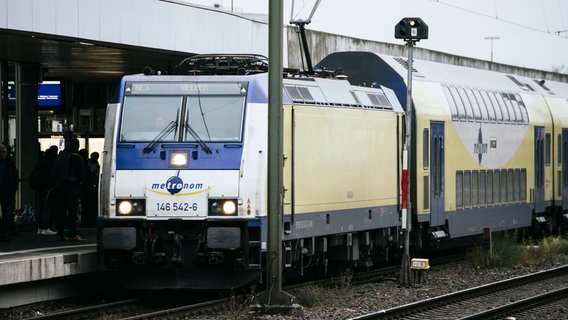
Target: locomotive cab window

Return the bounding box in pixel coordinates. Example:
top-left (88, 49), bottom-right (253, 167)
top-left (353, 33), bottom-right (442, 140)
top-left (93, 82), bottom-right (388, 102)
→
top-left (184, 95), bottom-right (245, 143)
top-left (119, 82), bottom-right (246, 143)
top-left (120, 96), bottom-right (181, 142)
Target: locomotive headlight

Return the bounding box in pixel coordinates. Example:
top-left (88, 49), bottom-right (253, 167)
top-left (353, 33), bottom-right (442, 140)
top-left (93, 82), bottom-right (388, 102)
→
top-left (223, 200), bottom-right (236, 215)
top-left (116, 199), bottom-right (146, 216)
top-left (169, 151), bottom-right (189, 167)
top-left (118, 201), bottom-right (132, 215)
top-left (208, 199), bottom-right (238, 216)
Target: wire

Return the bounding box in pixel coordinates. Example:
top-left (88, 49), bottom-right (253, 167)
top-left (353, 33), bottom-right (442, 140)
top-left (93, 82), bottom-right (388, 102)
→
top-left (429, 0), bottom-right (568, 37)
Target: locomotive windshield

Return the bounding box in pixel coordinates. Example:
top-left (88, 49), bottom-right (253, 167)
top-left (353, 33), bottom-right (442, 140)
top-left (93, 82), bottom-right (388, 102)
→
top-left (119, 81), bottom-right (246, 143)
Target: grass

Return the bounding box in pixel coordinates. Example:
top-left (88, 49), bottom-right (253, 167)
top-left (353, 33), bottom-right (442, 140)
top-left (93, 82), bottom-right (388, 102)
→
top-left (293, 272), bottom-right (353, 307)
top-left (469, 233), bottom-right (568, 268)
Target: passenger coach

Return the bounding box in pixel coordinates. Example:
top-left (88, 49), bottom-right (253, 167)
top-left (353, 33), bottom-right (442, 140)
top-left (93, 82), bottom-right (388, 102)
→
top-left (317, 52), bottom-right (568, 244)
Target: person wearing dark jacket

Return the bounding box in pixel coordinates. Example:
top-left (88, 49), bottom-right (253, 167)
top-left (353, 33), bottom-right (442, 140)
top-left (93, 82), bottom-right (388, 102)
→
top-left (52, 138), bottom-right (87, 242)
top-left (30, 146), bottom-right (58, 235)
top-left (0, 144), bottom-right (19, 241)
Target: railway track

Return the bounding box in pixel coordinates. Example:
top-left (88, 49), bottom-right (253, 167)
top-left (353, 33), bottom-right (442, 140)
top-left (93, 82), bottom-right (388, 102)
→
top-left (21, 297), bottom-right (231, 320)
top-left (348, 265), bottom-right (568, 320)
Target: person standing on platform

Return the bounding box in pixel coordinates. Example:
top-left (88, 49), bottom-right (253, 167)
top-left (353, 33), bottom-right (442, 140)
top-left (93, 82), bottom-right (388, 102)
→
top-left (30, 146), bottom-right (58, 235)
top-left (52, 138), bottom-right (87, 242)
top-left (0, 144), bottom-right (19, 241)
top-left (83, 151), bottom-right (100, 226)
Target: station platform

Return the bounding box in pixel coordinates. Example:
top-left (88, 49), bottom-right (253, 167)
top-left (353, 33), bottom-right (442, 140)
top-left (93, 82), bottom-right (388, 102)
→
top-left (0, 226), bottom-right (98, 287)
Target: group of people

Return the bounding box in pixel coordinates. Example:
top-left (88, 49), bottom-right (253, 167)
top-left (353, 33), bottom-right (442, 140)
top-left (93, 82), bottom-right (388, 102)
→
top-left (0, 138), bottom-right (100, 242)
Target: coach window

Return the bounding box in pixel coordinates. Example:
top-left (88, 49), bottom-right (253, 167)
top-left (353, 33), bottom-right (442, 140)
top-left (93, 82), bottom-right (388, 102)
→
top-left (465, 89), bottom-right (482, 122)
top-left (501, 169), bottom-right (508, 204)
top-left (503, 93), bottom-right (521, 124)
top-left (494, 170), bottom-right (500, 205)
top-left (487, 92), bottom-right (503, 123)
top-left (521, 169), bottom-right (527, 200)
top-left (472, 170), bottom-right (479, 206)
top-left (515, 94), bottom-right (529, 124)
top-left (507, 169), bottom-right (514, 203)
top-left (464, 171), bottom-right (471, 208)
top-left (493, 93), bottom-right (510, 123)
top-left (473, 90), bottom-right (489, 122)
top-left (449, 86), bottom-right (466, 121)
top-left (479, 170), bottom-right (486, 206)
top-left (458, 87), bottom-right (475, 122)
top-left (486, 170), bottom-right (493, 205)
top-left (545, 133), bottom-right (551, 166)
top-left (456, 171), bottom-right (463, 209)
top-left (423, 128), bottom-right (429, 169)
top-left (480, 91), bottom-right (497, 122)
top-left (442, 85), bottom-right (459, 120)
top-left (514, 169), bottom-right (520, 202)
top-left (558, 134), bottom-right (562, 165)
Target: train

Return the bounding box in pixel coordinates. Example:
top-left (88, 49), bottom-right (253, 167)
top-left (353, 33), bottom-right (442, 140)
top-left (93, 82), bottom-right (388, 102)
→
top-left (97, 52), bottom-right (568, 290)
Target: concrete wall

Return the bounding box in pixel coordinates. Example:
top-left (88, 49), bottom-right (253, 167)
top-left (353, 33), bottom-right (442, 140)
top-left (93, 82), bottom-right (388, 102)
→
top-left (286, 28), bottom-right (568, 83)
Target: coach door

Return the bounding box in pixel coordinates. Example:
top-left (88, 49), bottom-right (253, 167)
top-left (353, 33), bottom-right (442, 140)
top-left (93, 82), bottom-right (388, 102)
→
top-left (535, 127), bottom-right (545, 213)
top-left (562, 129), bottom-right (568, 210)
top-left (430, 122), bottom-right (445, 227)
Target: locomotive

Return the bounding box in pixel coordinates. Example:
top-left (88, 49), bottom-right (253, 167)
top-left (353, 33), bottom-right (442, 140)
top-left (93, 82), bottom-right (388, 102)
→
top-left (97, 52), bottom-right (568, 290)
top-left (97, 54), bottom-right (404, 289)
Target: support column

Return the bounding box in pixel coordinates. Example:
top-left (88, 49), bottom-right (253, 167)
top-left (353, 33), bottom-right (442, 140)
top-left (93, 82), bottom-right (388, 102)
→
top-left (15, 62), bottom-right (40, 208)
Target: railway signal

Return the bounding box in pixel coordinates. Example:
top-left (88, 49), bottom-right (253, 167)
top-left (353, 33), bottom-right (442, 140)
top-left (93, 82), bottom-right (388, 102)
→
top-left (395, 17), bottom-right (428, 287)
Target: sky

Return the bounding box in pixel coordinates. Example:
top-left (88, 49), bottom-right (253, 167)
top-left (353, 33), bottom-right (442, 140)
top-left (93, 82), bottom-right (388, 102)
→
top-left (186, 0), bottom-right (568, 74)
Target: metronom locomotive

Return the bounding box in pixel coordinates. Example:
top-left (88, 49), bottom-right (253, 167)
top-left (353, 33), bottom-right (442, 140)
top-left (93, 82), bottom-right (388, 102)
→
top-left (97, 54), bottom-right (405, 289)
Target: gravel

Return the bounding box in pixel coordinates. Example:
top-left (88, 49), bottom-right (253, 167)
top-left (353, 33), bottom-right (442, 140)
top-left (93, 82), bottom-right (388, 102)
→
top-left (213, 254), bottom-right (568, 319)
top-left (3, 254), bottom-right (568, 320)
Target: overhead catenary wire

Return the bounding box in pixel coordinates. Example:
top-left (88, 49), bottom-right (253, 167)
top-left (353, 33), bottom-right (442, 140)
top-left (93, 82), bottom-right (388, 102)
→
top-left (430, 0), bottom-right (567, 37)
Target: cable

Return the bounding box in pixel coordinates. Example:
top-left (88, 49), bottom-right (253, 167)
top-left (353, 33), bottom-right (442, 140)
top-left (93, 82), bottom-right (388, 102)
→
top-left (429, 0), bottom-right (568, 37)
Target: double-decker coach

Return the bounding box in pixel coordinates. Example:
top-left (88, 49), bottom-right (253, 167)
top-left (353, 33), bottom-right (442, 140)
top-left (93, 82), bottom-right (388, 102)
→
top-left (317, 51), bottom-right (568, 246)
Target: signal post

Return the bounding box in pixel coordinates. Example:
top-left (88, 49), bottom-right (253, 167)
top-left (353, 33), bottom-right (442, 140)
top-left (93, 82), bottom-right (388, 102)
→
top-left (394, 17), bottom-right (428, 286)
